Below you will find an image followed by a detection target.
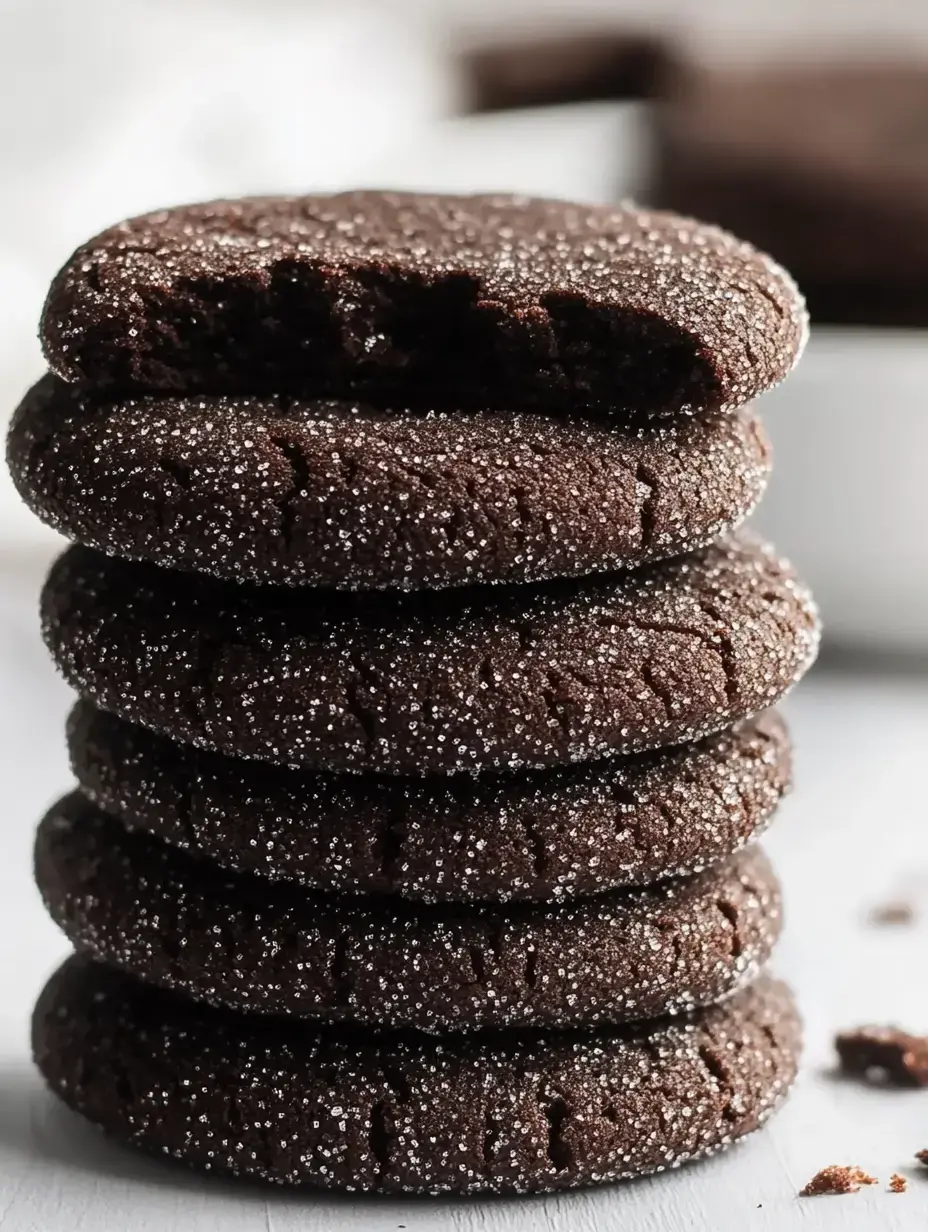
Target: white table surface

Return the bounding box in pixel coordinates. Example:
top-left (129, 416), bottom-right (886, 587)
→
top-left (2, 544), bottom-right (928, 1231)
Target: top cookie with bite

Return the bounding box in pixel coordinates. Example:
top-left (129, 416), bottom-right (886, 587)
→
top-left (41, 191), bottom-right (806, 417)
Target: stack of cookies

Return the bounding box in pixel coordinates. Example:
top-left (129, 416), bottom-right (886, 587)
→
top-left (8, 192), bottom-right (819, 1195)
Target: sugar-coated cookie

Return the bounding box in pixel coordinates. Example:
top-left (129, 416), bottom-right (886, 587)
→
top-left (36, 797), bottom-right (781, 1032)
top-left (33, 958), bottom-right (801, 1194)
top-left (9, 375), bottom-right (770, 589)
top-left (69, 702), bottom-right (791, 902)
top-left (41, 192), bottom-right (807, 416)
top-left (41, 534), bottom-right (819, 774)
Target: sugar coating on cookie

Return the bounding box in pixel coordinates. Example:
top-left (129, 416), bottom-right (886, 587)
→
top-left (8, 375), bottom-right (771, 590)
top-left (33, 958), bottom-right (801, 1194)
top-left (35, 798), bottom-right (781, 1031)
top-left (41, 533), bottom-right (819, 775)
top-left (69, 702), bottom-right (791, 902)
top-left (41, 191), bottom-right (807, 416)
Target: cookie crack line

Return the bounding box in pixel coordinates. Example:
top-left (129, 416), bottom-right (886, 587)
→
top-left (268, 435), bottom-right (311, 550)
top-left (635, 458), bottom-right (660, 552)
top-left (630, 610), bottom-right (742, 710)
top-left (540, 1092), bottom-right (574, 1172)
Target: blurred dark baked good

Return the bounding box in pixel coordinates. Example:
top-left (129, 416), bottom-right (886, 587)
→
top-left (650, 60), bottom-right (928, 327)
top-left (462, 30), bottom-right (671, 112)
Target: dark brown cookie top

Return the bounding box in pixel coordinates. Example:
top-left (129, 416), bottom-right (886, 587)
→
top-left (33, 958), bottom-right (801, 1194)
top-left (41, 534), bottom-right (819, 775)
top-left (40, 191), bottom-right (807, 417)
top-left (35, 796), bottom-right (782, 1031)
top-left (69, 701), bottom-right (791, 902)
top-left (8, 374), bottom-right (770, 591)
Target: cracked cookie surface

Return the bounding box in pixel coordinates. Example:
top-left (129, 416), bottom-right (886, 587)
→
top-left (8, 375), bottom-right (770, 590)
top-left (69, 702), bottom-right (791, 902)
top-left (41, 533), bottom-right (819, 774)
top-left (33, 957), bottom-right (801, 1193)
top-left (35, 797), bottom-right (781, 1031)
top-left (40, 191), bottom-right (807, 417)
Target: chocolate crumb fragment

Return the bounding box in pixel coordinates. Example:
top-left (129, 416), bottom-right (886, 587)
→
top-left (915, 1149), bottom-right (928, 1167)
top-left (869, 900), bottom-right (916, 926)
top-left (836, 1026), bottom-right (928, 1087)
top-left (890, 1174), bottom-right (907, 1193)
top-left (800, 1166), bottom-right (878, 1196)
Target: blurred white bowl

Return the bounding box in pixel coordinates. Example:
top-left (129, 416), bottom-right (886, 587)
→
top-left (756, 328), bottom-right (928, 655)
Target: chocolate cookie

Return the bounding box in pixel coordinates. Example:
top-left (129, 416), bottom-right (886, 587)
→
top-left (33, 958), bottom-right (801, 1194)
top-left (40, 191), bottom-right (806, 417)
top-left (8, 375), bottom-right (770, 590)
top-left (35, 798), bottom-right (781, 1031)
top-left (69, 701), bottom-right (791, 902)
top-left (41, 534), bottom-right (819, 774)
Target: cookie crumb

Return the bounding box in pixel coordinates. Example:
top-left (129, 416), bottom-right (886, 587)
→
top-left (915, 1149), bottom-right (928, 1167)
top-left (889, 1174), bottom-right (907, 1193)
top-left (869, 900), bottom-right (916, 926)
top-left (801, 1166), bottom-right (877, 1196)
top-left (835, 1026), bottom-right (928, 1087)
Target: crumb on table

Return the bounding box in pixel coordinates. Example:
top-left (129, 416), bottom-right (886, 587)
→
top-left (890, 1173), bottom-right (907, 1193)
top-left (835, 1026), bottom-right (928, 1086)
top-left (800, 1165), bottom-right (878, 1196)
top-left (869, 900), bottom-right (916, 926)
top-left (915, 1149), bottom-right (928, 1166)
